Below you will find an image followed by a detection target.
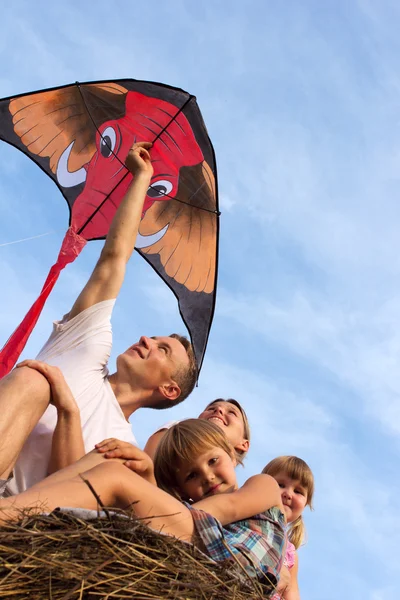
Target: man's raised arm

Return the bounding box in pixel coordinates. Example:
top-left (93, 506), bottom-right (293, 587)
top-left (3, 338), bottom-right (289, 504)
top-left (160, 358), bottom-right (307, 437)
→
top-left (68, 141), bottom-right (153, 320)
top-left (0, 142), bottom-right (153, 481)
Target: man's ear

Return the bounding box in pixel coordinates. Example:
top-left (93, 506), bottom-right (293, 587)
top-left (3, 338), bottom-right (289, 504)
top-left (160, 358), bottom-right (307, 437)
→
top-left (236, 439), bottom-right (250, 454)
top-left (158, 380), bottom-right (181, 402)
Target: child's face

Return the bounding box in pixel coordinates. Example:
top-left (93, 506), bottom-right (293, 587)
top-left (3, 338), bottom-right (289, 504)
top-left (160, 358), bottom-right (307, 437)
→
top-left (176, 446), bottom-right (238, 502)
top-left (198, 401), bottom-right (248, 452)
top-left (273, 471), bottom-right (308, 523)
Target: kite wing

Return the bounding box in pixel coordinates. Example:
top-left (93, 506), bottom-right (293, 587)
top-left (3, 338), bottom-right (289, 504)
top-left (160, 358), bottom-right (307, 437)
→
top-left (0, 79), bottom-right (219, 376)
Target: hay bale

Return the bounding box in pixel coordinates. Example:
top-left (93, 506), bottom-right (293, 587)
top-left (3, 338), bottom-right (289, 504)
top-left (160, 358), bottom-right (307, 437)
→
top-left (0, 508), bottom-right (275, 599)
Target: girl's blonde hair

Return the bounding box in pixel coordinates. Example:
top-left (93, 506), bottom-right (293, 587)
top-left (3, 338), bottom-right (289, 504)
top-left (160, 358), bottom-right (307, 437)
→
top-left (203, 398), bottom-right (250, 463)
top-left (154, 418), bottom-right (235, 500)
top-left (262, 456), bottom-right (314, 549)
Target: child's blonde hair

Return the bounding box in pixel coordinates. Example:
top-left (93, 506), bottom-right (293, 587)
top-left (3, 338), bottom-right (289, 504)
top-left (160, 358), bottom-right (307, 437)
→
top-left (203, 398), bottom-right (250, 463)
top-left (262, 456), bottom-right (314, 549)
top-left (154, 418), bottom-right (235, 500)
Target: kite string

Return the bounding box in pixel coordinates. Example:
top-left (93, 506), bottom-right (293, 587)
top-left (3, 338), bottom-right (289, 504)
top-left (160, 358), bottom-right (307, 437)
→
top-left (0, 231), bottom-right (52, 248)
top-left (75, 82), bottom-right (220, 218)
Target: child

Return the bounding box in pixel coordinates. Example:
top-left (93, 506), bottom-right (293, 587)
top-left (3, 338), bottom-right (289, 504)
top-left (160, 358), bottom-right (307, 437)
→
top-left (154, 419), bottom-right (284, 586)
top-left (263, 456), bottom-right (314, 600)
top-left (0, 420), bottom-right (285, 590)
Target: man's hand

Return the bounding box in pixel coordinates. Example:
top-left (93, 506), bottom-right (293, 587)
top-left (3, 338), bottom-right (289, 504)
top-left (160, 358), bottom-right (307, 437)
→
top-left (16, 360), bottom-right (78, 415)
top-left (17, 360), bottom-right (85, 474)
top-left (125, 141), bottom-right (153, 178)
top-left (95, 438), bottom-right (156, 485)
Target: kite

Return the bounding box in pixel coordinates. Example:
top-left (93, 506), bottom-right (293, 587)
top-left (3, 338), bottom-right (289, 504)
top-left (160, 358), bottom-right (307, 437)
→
top-left (0, 79), bottom-right (219, 377)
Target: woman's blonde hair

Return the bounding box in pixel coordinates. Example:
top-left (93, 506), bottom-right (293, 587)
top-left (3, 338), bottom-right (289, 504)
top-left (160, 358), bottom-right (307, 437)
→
top-left (203, 398), bottom-right (250, 463)
top-left (154, 419), bottom-right (235, 500)
top-left (262, 456), bottom-right (314, 549)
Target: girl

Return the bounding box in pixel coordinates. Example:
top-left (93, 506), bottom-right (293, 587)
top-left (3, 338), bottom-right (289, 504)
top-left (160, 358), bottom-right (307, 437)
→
top-left (0, 420), bottom-right (285, 590)
top-left (263, 456), bottom-right (314, 600)
top-left (142, 398), bottom-right (250, 463)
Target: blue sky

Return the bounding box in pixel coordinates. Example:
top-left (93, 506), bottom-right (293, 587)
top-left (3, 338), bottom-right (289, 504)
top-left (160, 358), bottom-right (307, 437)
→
top-left (1, 1), bottom-right (399, 597)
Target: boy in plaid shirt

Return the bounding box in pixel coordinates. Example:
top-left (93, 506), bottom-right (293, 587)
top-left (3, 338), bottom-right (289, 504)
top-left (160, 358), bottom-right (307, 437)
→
top-left (0, 418), bottom-right (285, 592)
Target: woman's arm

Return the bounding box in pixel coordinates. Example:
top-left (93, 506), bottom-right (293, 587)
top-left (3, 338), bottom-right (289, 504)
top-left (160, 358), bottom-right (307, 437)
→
top-left (193, 474), bottom-right (283, 525)
top-left (17, 360), bottom-right (85, 474)
top-left (143, 430), bottom-right (168, 460)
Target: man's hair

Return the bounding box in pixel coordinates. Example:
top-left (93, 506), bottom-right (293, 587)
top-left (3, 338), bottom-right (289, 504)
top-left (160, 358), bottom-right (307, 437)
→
top-left (167, 333), bottom-right (197, 405)
top-left (154, 419), bottom-right (234, 499)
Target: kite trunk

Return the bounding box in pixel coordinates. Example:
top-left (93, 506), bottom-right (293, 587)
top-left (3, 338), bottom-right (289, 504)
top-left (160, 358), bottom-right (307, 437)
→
top-left (0, 228), bottom-right (87, 378)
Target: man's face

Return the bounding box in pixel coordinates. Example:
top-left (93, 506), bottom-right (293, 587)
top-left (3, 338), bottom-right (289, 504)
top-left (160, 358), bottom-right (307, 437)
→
top-left (118, 335), bottom-right (189, 396)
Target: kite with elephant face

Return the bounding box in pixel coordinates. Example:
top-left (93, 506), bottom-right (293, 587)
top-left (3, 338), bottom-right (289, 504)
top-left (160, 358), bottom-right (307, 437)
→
top-left (0, 79), bottom-right (219, 377)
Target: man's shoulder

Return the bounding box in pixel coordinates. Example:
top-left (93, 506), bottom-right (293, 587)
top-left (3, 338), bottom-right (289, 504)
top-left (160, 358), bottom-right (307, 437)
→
top-left (57, 299), bottom-right (117, 329)
top-left (37, 299), bottom-right (117, 364)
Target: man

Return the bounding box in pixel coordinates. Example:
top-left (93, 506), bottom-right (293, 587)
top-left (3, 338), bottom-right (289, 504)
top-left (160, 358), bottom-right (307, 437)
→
top-left (0, 141), bottom-right (197, 495)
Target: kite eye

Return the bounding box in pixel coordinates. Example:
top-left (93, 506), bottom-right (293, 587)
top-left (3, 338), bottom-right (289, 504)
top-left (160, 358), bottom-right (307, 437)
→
top-left (147, 180), bottom-right (173, 198)
top-left (100, 126), bottom-right (117, 158)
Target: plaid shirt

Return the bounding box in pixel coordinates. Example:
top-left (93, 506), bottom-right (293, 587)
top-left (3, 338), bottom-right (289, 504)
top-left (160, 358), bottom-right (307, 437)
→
top-left (186, 504), bottom-right (286, 587)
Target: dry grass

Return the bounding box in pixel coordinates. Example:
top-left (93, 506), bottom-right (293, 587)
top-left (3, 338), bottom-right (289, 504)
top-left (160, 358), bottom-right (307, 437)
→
top-left (0, 508), bottom-right (276, 599)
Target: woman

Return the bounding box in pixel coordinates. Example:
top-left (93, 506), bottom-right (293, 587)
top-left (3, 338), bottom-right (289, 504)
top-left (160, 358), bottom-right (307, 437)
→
top-left (142, 398), bottom-right (250, 462)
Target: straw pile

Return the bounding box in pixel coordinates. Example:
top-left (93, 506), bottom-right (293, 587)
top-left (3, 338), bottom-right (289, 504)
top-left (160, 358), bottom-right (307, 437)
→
top-left (0, 508), bottom-right (275, 599)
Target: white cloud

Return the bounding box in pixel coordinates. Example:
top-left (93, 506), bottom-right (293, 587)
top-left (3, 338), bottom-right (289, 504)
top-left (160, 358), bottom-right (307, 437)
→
top-left (219, 193), bottom-right (236, 212)
top-left (217, 287), bottom-right (400, 435)
top-left (370, 587), bottom-right (397, 600)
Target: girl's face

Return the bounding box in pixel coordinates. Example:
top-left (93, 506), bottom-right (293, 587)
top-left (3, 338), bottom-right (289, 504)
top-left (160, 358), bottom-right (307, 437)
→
top-left (198, 401), bottom-right (249, 454)
top-left (176, 446), bottom-right (238, 502)
top-left (273, 471), bottom-right (308, 523)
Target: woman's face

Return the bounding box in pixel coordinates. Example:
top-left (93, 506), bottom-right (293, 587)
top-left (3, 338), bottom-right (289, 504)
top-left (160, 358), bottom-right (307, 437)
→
top-left (198, 401), bottom-right (249, 454)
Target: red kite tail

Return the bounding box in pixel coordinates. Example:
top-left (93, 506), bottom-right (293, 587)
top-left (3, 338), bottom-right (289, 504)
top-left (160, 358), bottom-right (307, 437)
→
top-left (0, 228), bottom-right (87, 378)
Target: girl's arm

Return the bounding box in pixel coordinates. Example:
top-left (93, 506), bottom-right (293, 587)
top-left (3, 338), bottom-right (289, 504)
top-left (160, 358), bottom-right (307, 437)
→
top-left (17, 360), bottom-right (85, 474)
top-left (193, 474), bottom-right (283, 525)
top-left (282, 553), bottom-right (300, 600)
